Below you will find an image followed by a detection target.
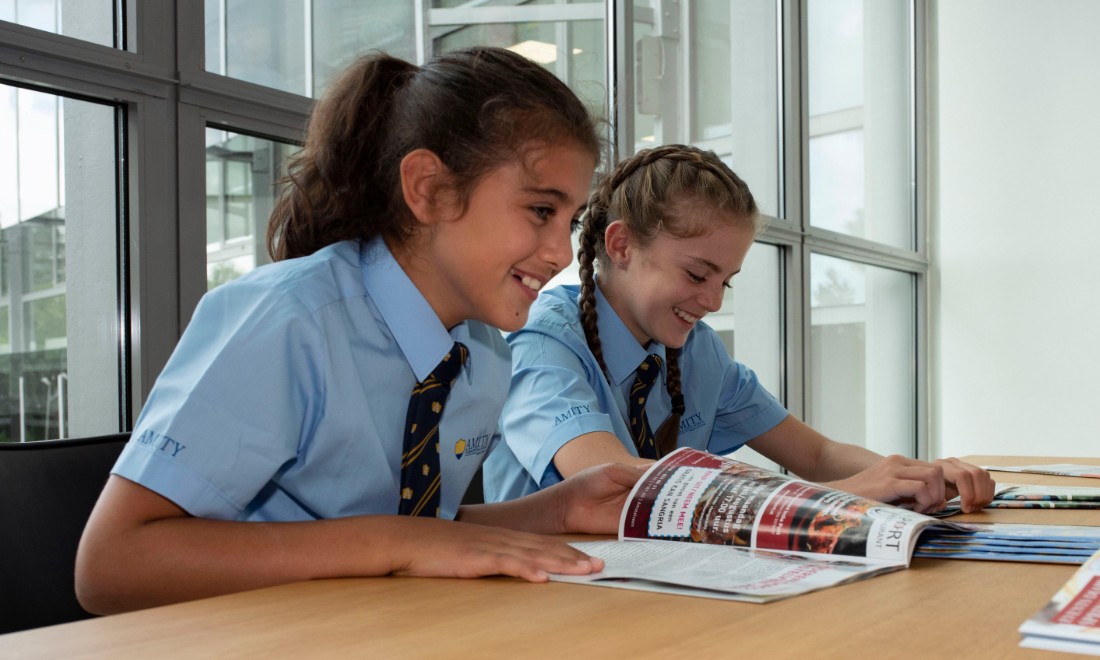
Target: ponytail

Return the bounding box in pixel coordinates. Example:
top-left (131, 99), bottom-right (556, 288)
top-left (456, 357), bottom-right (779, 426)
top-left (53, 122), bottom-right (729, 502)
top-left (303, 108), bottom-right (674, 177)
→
top-left (268, 53), bottom-right (418, 261)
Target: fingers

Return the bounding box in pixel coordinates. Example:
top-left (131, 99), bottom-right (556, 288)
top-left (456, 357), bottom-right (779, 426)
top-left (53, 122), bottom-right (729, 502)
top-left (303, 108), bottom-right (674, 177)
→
top-left (936, 458), bottom-right (995, 513)
top-left (880, 459), bottom-right (950, 514)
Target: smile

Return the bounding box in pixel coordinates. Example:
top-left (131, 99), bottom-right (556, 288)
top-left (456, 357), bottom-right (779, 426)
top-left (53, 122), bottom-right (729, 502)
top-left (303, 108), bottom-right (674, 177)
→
top-left (674, 307), bottom-right (700, 324)
top-left (511, 269), bottom-right (545, 294)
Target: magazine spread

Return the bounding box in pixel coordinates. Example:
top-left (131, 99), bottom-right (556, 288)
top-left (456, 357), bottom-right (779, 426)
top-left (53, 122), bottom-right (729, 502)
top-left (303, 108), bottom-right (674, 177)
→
top-left (1018, 545), bottom-right (1100, 655)
top-left (550, 447), bottom-right (958, 602)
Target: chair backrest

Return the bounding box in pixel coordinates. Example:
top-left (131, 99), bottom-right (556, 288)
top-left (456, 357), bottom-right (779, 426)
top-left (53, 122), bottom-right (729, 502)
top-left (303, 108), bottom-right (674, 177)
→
top-left (0, 433), bottom-right (129, 634)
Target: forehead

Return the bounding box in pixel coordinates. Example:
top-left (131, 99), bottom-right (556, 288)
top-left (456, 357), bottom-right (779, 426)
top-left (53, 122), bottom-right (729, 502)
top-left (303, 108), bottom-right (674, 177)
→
top-left (516, 143), bottom-right (596, 198)
top-left (646, 218), bottom-right (755, 272)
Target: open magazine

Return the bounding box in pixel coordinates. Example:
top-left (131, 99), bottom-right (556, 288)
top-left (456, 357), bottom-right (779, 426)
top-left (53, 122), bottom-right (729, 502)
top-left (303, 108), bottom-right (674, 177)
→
top-left (1018, 545), bottom-right (1100, 655)
top-left (550, 447), bottom-right (962, 603)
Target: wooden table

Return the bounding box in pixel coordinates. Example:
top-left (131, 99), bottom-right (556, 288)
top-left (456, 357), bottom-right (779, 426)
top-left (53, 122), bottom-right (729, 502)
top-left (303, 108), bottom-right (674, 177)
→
top-left (3, 455), bottom-right (1098, 659)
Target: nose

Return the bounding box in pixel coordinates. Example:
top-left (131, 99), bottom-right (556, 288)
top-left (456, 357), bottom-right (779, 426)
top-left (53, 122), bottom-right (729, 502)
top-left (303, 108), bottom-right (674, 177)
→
top-left (541, 223), bottom-right (574, 277)
top-left (699, 282), bottom-right (724, 313)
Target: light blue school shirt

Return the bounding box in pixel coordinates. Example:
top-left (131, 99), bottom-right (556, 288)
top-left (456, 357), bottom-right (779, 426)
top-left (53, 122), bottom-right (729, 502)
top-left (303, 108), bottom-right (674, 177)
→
top-left (113, 238), bottom-right (508, 521)
top-left (483, 283), bottom-right (788, 502)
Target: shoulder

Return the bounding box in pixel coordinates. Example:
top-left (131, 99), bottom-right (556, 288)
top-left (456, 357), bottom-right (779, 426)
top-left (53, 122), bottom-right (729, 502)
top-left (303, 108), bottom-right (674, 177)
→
top-left (512, 284), bottom-right (586, 344)
top-left (206, 241), bottom-right (364, 316)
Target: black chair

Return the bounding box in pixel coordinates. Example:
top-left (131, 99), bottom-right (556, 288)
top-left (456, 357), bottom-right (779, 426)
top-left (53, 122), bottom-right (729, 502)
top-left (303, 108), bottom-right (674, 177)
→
top-left (0, 433), bottom-right (129, 634)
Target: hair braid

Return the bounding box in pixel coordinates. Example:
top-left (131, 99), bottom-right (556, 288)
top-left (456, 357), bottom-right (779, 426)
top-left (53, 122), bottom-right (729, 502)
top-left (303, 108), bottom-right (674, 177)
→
top-left (653, 349), bottom-right (685, 457)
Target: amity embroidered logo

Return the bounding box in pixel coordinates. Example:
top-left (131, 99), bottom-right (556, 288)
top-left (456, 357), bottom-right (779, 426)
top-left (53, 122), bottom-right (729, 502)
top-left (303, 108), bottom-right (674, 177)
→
top-left (135, 429), bottom-right (186, 457)
top-left (454, 433), bottom-right (491, 460)
top-left (679, 411), bottom-right (706, 435)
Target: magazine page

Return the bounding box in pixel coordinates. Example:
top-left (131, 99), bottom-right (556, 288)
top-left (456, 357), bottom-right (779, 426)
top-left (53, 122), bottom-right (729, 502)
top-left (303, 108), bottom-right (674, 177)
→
top-left (618, 447), bottom-right (945, 566)
top-left (551, 539), bottom-right (902, 603)
top-left (1018, 545), bottom-right (1100, 654)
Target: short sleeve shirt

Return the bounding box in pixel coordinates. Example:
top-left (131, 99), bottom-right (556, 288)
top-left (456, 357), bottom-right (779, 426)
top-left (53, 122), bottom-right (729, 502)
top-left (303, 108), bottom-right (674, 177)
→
top-left (483, 283), bottom-right (788, 501)
top-left (113, 238), bottom-right (509, 521)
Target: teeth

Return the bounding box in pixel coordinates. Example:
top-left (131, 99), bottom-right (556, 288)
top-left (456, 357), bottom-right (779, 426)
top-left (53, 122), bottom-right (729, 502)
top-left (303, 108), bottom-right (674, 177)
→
top-left (519, 274), bottom-right (544, 291)
top-left (674, 307), bottom-right (699, 324)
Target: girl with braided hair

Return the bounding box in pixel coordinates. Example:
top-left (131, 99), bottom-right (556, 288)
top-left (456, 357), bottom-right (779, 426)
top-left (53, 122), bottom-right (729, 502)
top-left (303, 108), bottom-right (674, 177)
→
top-left (484, 144), bottom-right (994, 515)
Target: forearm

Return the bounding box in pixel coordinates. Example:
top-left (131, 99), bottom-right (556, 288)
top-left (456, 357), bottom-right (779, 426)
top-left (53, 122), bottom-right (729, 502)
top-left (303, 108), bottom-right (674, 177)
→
top-left (749, 415), bottom-right (880, 482)
top-left (458, 492), bottom-right (565, 534)
top-left (77, 507), bottom-right (429, 614)
top-left (809, 440), bottom-right (883, 483)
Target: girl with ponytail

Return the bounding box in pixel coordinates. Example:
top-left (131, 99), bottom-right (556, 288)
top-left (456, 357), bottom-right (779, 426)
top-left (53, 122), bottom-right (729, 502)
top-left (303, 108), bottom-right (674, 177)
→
top-left (77, 47), bottom-right (644, 614)
top-left (485, 144), bottom-right (993, 516)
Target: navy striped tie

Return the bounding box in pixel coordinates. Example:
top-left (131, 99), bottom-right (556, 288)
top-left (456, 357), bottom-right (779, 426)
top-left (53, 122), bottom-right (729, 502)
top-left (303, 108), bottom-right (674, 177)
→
top-left (399, 342), bottom-right (468, 517)
top-left (628, 354), bottom-right (663, 460)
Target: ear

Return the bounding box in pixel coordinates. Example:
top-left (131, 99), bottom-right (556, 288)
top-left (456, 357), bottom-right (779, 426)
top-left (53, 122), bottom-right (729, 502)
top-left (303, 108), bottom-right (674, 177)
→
top-left (399, 149), bottom-right (451, 225)
top-left (604, 220), bottom-right (632, 268)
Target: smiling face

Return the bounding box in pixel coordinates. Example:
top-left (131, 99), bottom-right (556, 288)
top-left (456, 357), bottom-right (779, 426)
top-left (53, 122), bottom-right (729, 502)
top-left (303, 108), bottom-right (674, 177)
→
top-left (602, 206), bottom-right (756, 349)
top-left (405, 142), bottom-right (595, 332)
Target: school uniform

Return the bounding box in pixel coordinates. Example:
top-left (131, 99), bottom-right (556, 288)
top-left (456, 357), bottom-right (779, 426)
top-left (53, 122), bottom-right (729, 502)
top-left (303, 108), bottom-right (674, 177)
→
top-left (113, 238), bottom-right (508, 521)
top-left (483, 283), bottom-right (789, 502)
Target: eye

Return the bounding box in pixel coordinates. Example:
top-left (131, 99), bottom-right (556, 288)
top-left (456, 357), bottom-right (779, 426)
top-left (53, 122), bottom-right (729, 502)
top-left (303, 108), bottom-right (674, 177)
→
top-left (570, 217), bottom-right (582, 233)
top-left (722, 278), bottom-right (734, 289)
top-left (686, 271), bottom-right (705, 283)
top-left (531, 206), bottom-right (553, 223)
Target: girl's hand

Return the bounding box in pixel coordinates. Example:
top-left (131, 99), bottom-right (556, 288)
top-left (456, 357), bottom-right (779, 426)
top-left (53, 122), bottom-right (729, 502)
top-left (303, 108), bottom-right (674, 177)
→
top-left (825, 454), bottom-right (948, 513)
top-left (554, 462), bottom-right (647, 534)
top-left (934, 457), bottom-right (995, 513)
top-left (388, 518), bottom-right (603, 582)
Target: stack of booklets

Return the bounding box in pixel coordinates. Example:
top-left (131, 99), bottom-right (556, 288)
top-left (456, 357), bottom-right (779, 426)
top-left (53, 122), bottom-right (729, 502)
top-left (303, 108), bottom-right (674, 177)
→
top-left (550, 447), bottom-right (969, 602)
top-left (914, 522), bottom-right (1100, 564)
top-left (1018, 546), bottom-right (1100, 655)
top-left (984, 463), bottom-right (1100, 479)
top-left (983, 484), bottom-right (1100, 509)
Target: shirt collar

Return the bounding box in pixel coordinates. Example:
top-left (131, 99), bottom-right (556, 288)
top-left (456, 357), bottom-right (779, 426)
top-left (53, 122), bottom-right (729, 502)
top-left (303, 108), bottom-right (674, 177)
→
top-left (360, 237), bottom-right (469, 382)
top-left (592, 279), bottom-right (667, 386)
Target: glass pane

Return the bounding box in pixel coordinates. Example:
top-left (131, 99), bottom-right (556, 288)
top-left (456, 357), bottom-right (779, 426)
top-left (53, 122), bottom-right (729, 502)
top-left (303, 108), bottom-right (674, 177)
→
top-left (204, 0), bottom-right (307, 95)
top-left (0, 83), bottom-right (120, 442)
top-left (806, 0), bottom-right (911, 249)
top-left (809, 253), bottom-right (914, 457)
top-left (712, 242), bottom-right (783, 472)
top-left (205, 128), bottom-right (300, 290)
top-left (312, 2), bottom-right (417, 95)
top-left (1, 0), bottom-right (118, 48)
top-left (204, 1), bottom-right (419, 98)
top-left (633, 0), bottom-right (780, 216)
top-left (433, 19), bottom-right (606, 125)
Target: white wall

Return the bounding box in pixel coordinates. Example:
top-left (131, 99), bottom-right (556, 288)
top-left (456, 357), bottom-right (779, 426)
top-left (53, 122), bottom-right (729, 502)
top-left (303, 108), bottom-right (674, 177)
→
top-left (931, 0), bottom-right (1100, 458)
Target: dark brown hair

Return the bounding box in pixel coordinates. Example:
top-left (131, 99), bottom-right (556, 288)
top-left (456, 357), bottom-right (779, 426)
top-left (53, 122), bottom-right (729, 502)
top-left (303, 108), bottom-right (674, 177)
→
top-left (577, 144), bottom-right (759, 457)
top-left (267, 47), bottom-right (601, 260)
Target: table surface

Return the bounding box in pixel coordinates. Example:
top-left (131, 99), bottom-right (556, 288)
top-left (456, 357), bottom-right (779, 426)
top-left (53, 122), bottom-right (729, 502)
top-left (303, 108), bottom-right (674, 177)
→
top-left (3, 455), bottom-right (1099, 659)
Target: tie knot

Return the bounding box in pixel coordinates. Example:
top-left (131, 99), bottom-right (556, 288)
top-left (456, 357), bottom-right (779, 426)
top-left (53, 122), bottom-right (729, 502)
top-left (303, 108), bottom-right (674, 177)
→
top-left (637, 353), bottom-right (662, 381)
top-left (427, 342), bottom-right (468, 388)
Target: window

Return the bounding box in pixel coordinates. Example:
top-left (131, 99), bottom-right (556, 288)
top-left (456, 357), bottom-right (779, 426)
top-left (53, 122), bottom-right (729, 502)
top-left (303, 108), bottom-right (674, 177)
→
top-left (0, 0), bottom-right (121, 49)
top-left (0, 83), bottom-right (122, 441)
top-left (205, 129), bottom-right (299, 289)
top-left (1, 1), bottom-right (928, 456)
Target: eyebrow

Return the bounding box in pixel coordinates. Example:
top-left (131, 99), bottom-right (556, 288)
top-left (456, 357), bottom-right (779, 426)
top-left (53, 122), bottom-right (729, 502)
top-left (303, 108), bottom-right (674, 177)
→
top-left (690, 256), bottom-right (741, 278)
top-left (523, 186), bottom-right (569, 201)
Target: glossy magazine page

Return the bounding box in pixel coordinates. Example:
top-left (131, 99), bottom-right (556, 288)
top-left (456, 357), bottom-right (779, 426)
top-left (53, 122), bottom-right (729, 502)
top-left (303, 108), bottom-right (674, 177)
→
top-left (618, 447), bottom-right (942, 565)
